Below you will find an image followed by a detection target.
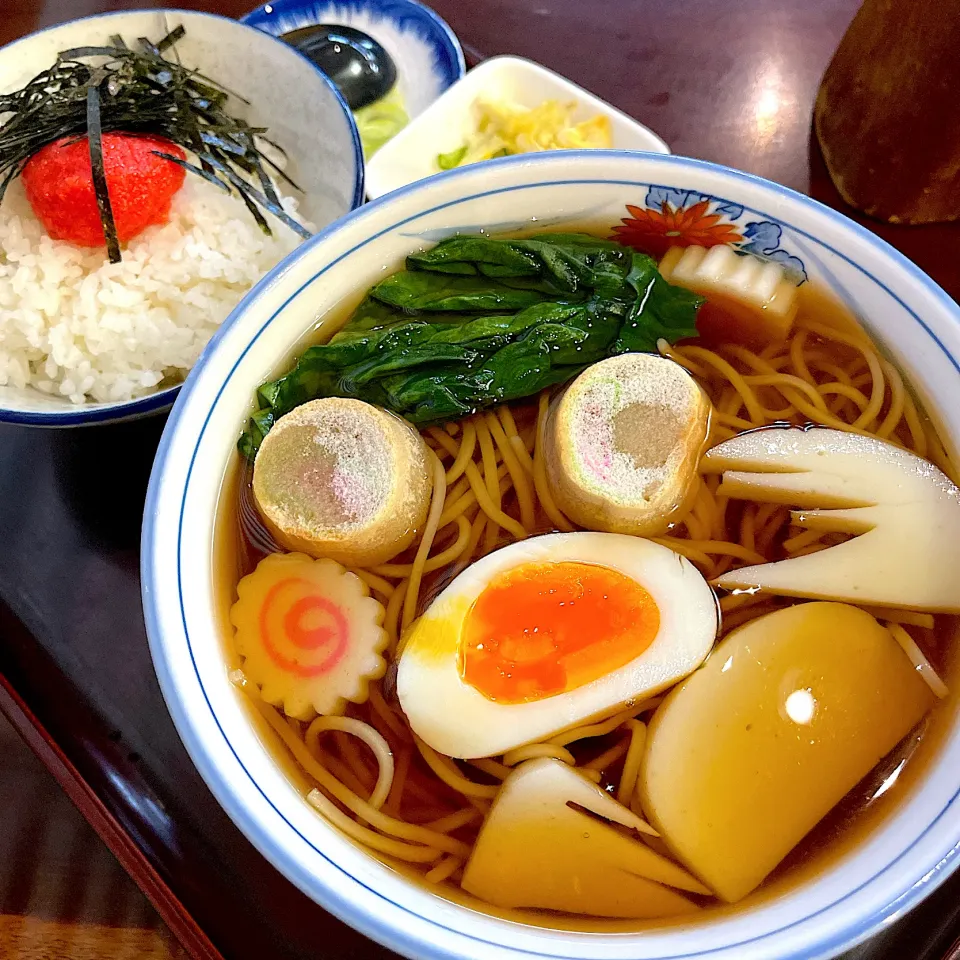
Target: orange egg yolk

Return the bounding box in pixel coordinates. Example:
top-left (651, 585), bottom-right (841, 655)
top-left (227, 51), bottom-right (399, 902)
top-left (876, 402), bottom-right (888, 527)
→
top-left (460, 561), bottom-right (660, 703)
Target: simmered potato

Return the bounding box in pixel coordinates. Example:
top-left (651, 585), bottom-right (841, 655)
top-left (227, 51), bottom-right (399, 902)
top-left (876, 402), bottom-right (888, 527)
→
top-left (639, 602), bottom-right (933, 902)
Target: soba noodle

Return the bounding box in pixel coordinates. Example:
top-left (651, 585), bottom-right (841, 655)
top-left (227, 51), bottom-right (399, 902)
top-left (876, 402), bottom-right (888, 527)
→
top-left (232, 304), bottom-right (952, 892)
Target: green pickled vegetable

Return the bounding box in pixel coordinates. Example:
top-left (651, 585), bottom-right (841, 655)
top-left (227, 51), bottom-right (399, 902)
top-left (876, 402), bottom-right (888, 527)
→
top-left (238, 233), bottom-right (703, 459)
top-left (437, 145), bottom-right (468, 169)
top-left (355, 84), bottom-right (409, 158)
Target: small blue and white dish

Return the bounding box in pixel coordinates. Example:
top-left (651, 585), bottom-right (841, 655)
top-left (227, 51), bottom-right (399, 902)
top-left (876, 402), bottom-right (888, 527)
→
top-left (241, 0), bottom-right (465, 132)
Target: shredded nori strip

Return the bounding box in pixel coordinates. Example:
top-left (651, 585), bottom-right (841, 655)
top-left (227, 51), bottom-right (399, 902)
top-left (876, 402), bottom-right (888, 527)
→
top-left (0, 26), bottom-right (311, 259)
top-left (85, 82), bottom-right (120, 263)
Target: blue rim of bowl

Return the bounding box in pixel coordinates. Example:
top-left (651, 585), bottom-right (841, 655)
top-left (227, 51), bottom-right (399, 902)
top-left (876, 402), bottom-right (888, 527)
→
top-left (0, 7), bottom-right (364, 428)
top-left (240, 0), bottom-right (466, 90)
top-left (144, 150), bottom-right (960, 960)
top-left (0, 386), bottom-right (180, 426)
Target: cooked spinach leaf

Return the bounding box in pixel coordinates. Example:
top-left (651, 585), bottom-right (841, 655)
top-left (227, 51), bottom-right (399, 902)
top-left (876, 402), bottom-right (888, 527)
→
top-left (238, 233), bottom-right (703, 459)
top-left (371, 272), bottom-right (555, 312)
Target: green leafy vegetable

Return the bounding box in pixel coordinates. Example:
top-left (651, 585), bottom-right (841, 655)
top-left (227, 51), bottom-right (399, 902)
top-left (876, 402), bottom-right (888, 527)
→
top-left (371, 272), bottom-right (556, 312)
top-left (238, 233), bottom-right (703, 459)
top-left (436, 145), bottom-right (468, 170)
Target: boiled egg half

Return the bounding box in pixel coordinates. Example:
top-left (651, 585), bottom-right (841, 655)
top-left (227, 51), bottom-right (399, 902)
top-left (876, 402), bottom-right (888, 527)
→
top-left (397, 532), bottom-right (718, 758)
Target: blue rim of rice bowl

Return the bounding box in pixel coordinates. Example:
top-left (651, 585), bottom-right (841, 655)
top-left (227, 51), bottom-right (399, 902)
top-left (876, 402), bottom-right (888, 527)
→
top-left (0, 8), bottom-right (364, 426)
top-left (143, 151), bottom-right (960, 960)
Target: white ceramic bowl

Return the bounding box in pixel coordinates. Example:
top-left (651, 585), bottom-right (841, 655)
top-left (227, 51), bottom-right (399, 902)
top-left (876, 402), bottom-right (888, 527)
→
top-left (0, 9), bottom-right (363, 426)
top-left (366, 55), bottom-right (670, 198)
top-left (143, 151), bottom-right (960, 960)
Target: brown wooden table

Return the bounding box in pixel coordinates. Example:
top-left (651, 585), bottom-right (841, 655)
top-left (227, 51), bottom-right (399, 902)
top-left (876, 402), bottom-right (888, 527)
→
top-left (0, 712), bottom-right (187, 959)
top-left (0, 1), bottom-right (958, 958)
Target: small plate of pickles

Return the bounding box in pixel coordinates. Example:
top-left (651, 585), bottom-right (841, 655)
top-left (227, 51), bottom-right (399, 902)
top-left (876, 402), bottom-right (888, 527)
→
top-left (366, 55), bottom-right (671, 199)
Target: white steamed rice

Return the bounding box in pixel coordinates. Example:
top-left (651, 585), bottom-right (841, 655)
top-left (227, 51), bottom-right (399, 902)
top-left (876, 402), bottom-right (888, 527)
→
top-left (0, 175), bottom-right (307, 404)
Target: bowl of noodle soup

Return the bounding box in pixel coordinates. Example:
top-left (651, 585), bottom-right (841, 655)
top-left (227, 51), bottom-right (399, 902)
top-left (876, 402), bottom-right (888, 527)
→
top-left (143, 150), bottom-right (960, 960)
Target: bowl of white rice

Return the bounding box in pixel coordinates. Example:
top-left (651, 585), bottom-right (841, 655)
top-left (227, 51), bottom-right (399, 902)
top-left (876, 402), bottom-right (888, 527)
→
top-left (0, 9), bottom-right (363, 426)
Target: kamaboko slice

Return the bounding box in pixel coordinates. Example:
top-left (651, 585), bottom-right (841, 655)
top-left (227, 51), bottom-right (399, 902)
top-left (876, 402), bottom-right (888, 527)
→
top-left (659, 244), bottom-right (798, 347)
top-left (230, 552), bottom-right (387, 719)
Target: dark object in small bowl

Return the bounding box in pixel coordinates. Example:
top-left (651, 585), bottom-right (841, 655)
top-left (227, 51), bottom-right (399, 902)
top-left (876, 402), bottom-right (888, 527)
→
top-left (283, 24), bottom-right (397, 110)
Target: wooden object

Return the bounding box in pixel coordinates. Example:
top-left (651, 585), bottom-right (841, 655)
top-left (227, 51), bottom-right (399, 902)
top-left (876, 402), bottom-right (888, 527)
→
top-left (0, 917), bottom-right (186, 960)
top-left (0, 708), bottom-right (187, 959)
top-left (815, 0), bottom-right (960, 224)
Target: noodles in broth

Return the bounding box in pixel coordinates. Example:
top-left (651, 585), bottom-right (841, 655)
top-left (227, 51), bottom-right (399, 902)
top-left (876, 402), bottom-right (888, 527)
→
top-left (223, 288), bottom-right (955, 906)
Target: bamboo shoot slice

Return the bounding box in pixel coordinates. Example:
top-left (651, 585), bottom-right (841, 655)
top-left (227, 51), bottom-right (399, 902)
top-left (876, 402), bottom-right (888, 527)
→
top-left (461, 758), bottom-right (705, 918)
top-left (703, 426), bottom-right (960, 612)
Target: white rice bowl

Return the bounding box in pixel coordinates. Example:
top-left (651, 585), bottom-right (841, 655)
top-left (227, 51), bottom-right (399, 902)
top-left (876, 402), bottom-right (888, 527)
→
top-left (0, 174), bottom-right (308, 405)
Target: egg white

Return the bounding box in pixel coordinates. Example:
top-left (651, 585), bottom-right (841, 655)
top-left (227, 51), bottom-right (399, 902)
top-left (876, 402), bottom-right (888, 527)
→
top-left (397, 532), bottom-right (718, 758)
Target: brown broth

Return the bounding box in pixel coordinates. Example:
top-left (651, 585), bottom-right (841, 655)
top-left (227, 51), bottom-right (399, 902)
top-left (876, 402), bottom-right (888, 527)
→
top-left (212, 249), bottom-right (960, 929)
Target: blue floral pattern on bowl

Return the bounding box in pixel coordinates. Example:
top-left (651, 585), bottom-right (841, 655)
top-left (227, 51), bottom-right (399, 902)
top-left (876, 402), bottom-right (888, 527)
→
top-left (612, 184), bottom-right (808, 284)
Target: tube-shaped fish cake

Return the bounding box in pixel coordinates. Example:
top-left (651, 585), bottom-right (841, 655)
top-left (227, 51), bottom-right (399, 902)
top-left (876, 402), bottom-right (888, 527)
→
top-left (543, 354), bottom-right (711, 536)
top-left (253, 398), bottom-right (432, 566)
